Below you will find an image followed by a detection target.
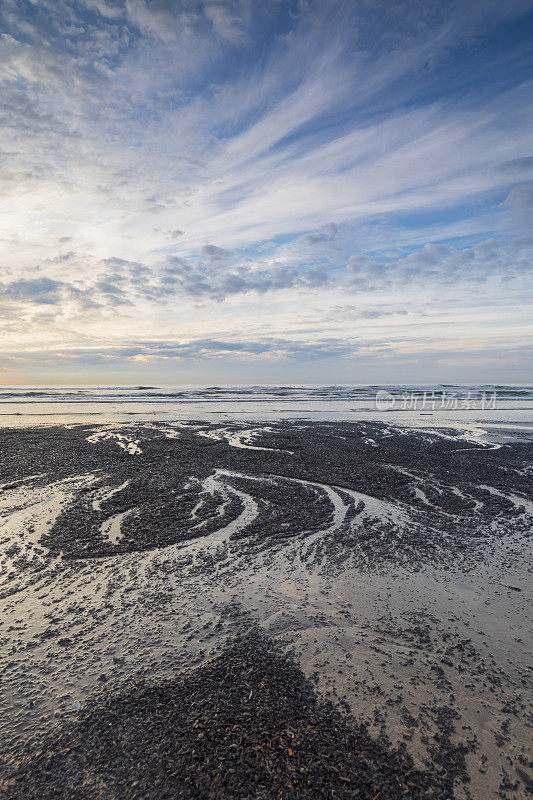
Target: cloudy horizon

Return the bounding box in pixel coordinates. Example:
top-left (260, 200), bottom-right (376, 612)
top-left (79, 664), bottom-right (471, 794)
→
top-left (1, 0), bottom-right (532, 385)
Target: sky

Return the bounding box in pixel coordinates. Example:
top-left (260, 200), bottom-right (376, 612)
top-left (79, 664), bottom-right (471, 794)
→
top-left (1, 0), bottom-right (532, 385)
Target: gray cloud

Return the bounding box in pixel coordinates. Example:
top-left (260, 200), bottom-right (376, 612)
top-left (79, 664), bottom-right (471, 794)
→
top-left (303, 223), bottom-right (339, 246)
top-left (1, 237), bottom-right (530, 325)
top-left (346, 241), bottom-right (532, 290)
top-left (0, 250), bottom-right (330, 316)
top-left (0, 335), bottom-right (360, 365)
top-left (200, 244), bottom-right (234, 260)
top-left (159, 255), bottom-right (331, 300)
top-left (1, 277), bottom-right (67, 305)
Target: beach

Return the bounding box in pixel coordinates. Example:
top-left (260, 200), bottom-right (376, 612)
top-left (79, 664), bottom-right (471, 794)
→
top-left (0, 411), bottom-right (531, 798)
top-left (4, 0), bottom-right (533, 793)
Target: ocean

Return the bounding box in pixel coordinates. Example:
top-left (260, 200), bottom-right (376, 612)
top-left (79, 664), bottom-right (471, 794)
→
top-left (1, 384), bottom-right (532, 434)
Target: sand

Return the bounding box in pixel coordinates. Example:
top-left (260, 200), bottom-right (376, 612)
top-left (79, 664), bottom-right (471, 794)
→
top-left (0, 420), bottom-right (531, 798)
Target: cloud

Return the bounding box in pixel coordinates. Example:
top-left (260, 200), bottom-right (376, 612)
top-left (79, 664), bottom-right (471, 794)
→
top-left (330, 305), bottom-right (410, 321)
top-left (159, 256), bottom-right (331, 300)
top-left (0, 336), bottom-right (361, 366)
top-left (1, 0), bottom-right (532, 381)
top-left (503, 185), bottom-right (533, 209)
top-left (303, 223), bottom-right (340, 246)
top-left (200, 244), bottom-right (234, 260)
top-left (346, 241), bottom-right (532, 290)
top-left (0, 237), bottom-right (530, 336)
top-left (1, 277), bottom-right (66, 305)
top-left (498, 157), bottom-right (533, 174)
top-left (124, 0), bottom-right (250, 45)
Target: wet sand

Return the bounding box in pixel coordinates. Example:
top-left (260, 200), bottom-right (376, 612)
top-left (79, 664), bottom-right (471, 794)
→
top-left (0, 420), bottom-right (531, 798)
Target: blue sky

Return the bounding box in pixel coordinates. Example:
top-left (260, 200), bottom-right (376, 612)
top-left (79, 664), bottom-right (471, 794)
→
top-left (0, 0), bottom-right (532, 384)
